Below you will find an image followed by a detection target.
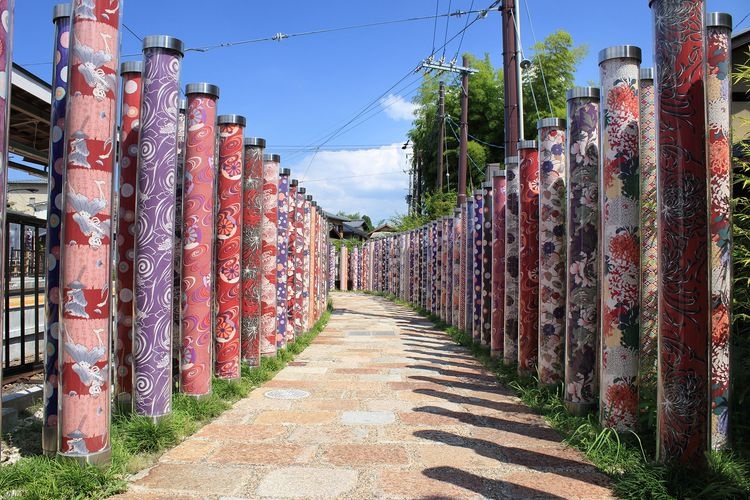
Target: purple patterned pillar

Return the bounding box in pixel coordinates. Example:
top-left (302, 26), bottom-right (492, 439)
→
top-left (133, 35), bottom-right (184, 418)
top-left (598, 45), bottom-right (641, 431)
top-left (707, 12), bottom-right (733, 450)
top-left (452, 208), bottom-right (462, 328)
top-left (276, 167), bottom-right (290, 348)
top-left (465, 198), bottom-right (474, 334)
top-left (504, 156), bottom-right (520, 365)
top-left (472, 192), bottom-right (484, 343)
top-left (564, 87), bottom-right (600, 416)
top-left (651, 0), bottom-right (710, 464)
top-left (181, 83), bottom-right (220, 397)
top-left (537, 118), bottom-right (567, 387)
top-left (481, 181), bottom-right (493, 346)
top-left (491, 171), bottom-right (507, 359)
top-left (43, 3), bottom-right (71, 456)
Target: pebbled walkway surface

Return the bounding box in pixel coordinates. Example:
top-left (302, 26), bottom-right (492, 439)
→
top-left (117, 292), bottom-right (613, 499)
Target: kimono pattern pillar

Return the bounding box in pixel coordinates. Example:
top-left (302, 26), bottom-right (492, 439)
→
top-left (472, 192), bottom-right (483, 343)
top-left (114, 61), bottom-right (142, 412)
top-left (464, 198), bottom-right (474, 334)
top-left (292, 186), bottom-right (305, 334)
top-left (706, 12), bottom-right (733, 450)
top-left (340, 245), bottom-right (349, 291)
top-left (180, 82), bottom-right (219, 397)
top-left (598, 45), bottom-right (641, 431)
top-left (133, 36), bottom-right (184, 417)
top-left (215, 115), bottom-right (245, 380)
top-left (261, 154), bottom-right (280, 354)
top-left (518, 141), bottom-right (540, 376)
top-left (43, 3), bottom-right (71, 456)
top-left (287, 179), bottom-right (298, 337)
top-left (651, 0), bottom-right (710, 465)
top-left (276, 167), bottom-right (290, 348)
top-left (452, 208), bottom-right (462, 328)
top-left (564, 87), bottom-right (600, 416)
top-left (639, 68), bottom-right (658, 391)
top-left (537, 119), bottom-right (566, 386)
top-left (504, 156), bottom-right (520, 364)
top-left (58, 0), bottom-right (120, 463)
top-left (481, 181), bottom-right (493, 346)
top-left (491, 171), bottom-right (506, 359)
top-left (241, 138), bottom-right (265, 366)
top-left (301, 193), bottom-right (312, 331)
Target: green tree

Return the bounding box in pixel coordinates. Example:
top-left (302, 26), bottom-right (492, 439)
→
top-left (521, 30), bottom-right (587, 139)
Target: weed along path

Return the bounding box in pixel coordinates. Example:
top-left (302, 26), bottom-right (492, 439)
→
top-left (117, 292), bottom-right (612, 499)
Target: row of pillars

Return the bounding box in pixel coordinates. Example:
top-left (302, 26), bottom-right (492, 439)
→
top-left (0, 0), bottom-right (333, 464)
top-left (359, 3), bottom-right (733, 467)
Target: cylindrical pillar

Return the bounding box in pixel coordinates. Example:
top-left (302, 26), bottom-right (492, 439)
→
top-left (707, 12), bottom-right (733, 451)
top-left (133, 36), bottom-right (184, 418)
top-left (472, 189), bottom-right (484, 343)
top-left (180, 82), bottom-right (220, 397)
top-left (504, 156), bottom-right (520, 365)
top-left (114, 61), bottom-right (142, 412)
top-left (261, 154), bottom-right (279, 354)
top-left (452, 208), bottom-right (462, 328)
top-left (292, 185), bottom-right (306, 334)
top-left (241, 138), bottom-right (265, 366)
top-left (537, 118), bottom-right (566, 385)
top-left (459, 202), bottom-right (467, 330)
top-left (598, 45), bottom-right (642, 430)
top-left (301, 193), bottom-right (312, 331)
top-left (518, 141), bottom-right (539, 376)
top-left (651, 0), bottom-right (710, 465)
top-left (639, 67), bottom-right (658, 396)
top-left (564, 87), bottom-right (600, 415)
top-left (464, 198), bottom-right (474, 334)
top-left (276, 167), bottom-right (290, 348)
top-left (58, 0), bottom-right (120, 463)
top-left (340, 245), bottom-right (349, 290)
top-left (491, 171), bottom-right (507, 359)
top-left (43, 3), bottom-right (71, 456)
top-left (288, 179), bottom-right (299, 337)
top-left (481, 181), bottom-right (493, 345)
top-left (215, 114), bottom-right (246, 380)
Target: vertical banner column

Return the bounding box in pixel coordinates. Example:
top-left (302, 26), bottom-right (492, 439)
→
top-left (537, 118), bottom-right (567, 386)
top-left (504, 157), bottom-right (520, 365)
top-left (134, 36), bottom-right (184, 416)
top-left (292, 185), bottom-right (305, 333)
top-left (458, 204), bottom-right (467, 330)
top-left (43, 3), bottom-right (71, 456)
top-left (518, 141), bottom-right (540, 376)
top-left (491, 172), bottom-right (507, 359)
top-left (564, 87), bottom-right (600, 416)
top-left (472, 192), bottom-right (483, 343)
top-left (639, 68), bottom-right (658, 393)
top-left (276, 167), bottom-right (290, 348)
top-left (598, 46), bottom-right (642, 430)
top-left (180, 82), bottom-right (219, 397)
top-left (707, 12), bottom-right (733, 450)
top-left (464, 198), bottom-right (474, 334)
top-left (114, 61), bottom-right (142, 412)
top-left (215, 114), bottom-right (245, 380)
top-left (445, 218), bottom-right (454, 325)
top-left (288, 179), bottom-right (299, 337)
top-left (58, 0), bottom-right (120, 463)
top-left (452, 208), bottom-right (462, 328)
top-left (651, 0), bottom-right (710, 464)
top-left (301, 193), bottom-right (312, 330)
top-left (481, 181), bottom-right (493, 346)
top-left (241, 138), bottom-right (265, 366)
top-left (261, 154), bottom-right (280, 354)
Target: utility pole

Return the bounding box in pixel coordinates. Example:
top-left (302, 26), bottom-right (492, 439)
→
top-left (457, 55), bottom-right (470, 205)
top-left (502, 0), bottom-right (521, 156)
top-left (437, 81), bottom-right (445, 192)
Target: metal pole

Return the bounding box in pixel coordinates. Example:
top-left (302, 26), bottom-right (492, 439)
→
top-left (437, 81), bottom-right (445, 192)
top-left (457, 56), bottom-right (470, 205)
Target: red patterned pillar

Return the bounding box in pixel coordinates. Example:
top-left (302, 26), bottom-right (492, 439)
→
top-left (491, 171), bottom-right (506, 359)
top-left (518, 141), bottom-right (539, 376)
top-left (261, 154), bottom-right (279, 355)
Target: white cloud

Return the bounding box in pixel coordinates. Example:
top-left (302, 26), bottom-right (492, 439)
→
top-left (379, 93), bottom-right (419, 121)
top-left (288, 144), bottom-right (411, 224)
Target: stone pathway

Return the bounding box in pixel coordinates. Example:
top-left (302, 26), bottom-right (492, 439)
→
top-left (117, 292), bottom-right (612, 499)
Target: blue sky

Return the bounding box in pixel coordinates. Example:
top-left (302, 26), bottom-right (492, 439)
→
top-left (13, 0), bottom-right (750, 223)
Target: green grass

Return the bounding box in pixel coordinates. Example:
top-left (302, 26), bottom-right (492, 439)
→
top-left (369, 290), bottom-right (750, 499)
top-left (0, 304), bottom-right (332, 500)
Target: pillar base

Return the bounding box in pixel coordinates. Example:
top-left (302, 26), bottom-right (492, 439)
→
top-left (41, 428), bottom-right (57, 457)
top-left (490, 350), bottom-right (502, 359)
top-left (58, 446), bottom-right (111, 467)
top-left (564, 401), bottom-right (597, 417)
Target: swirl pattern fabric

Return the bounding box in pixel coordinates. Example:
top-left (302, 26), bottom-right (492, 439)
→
top-left (301, 199), bottom-right (311, 331)
top-left (491, 176), bottom-right (506, 359)
top-left (276, 173), bottom-right (289, 347)
top-left (241, 145), bottom-right (263, 366)
top-left (292, 189), bottom-right (305, 334)
top-left (115, 68), bottom-right (140, 409)
top-left (261, 158), bottom-right (278, 354)
top-left (481, 187), bottom-right (493, 345)
top-left (286, 183), bottom-right (298, 338)
top-left (599, 56), bottom-right (641, 431)
top-left (58, 0), bottom-right (120, 459)
top-left (503, 163), bottom-right (519, 365)
top-left (651, 0), bottom-right (710, 464)
top-left (707, 23), bottom-right (732, 450)
top-left (518, 148), bottom-right (539, 375)
top-left (215, 122), bottom-right (244, 379)
top-left (43, 8), bottom-right (70, 453)
top-left (180, 93), bottom-right (218, 396)
top-left (564, 96), bottom-right (600, 415)
top-left (537, 126), bottom-right (567, 386)
top-left (133, 47), bottom-right (181, 417)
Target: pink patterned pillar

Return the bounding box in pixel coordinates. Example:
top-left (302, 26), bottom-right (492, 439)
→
top-left (58, 0), bottom-right (119, 463)
top-left (518, 142), bottom-right (540, 376)
top-left (180, 83), bottom-right (219, 397)
top-left (261, 154), bottom-right (279, 355)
